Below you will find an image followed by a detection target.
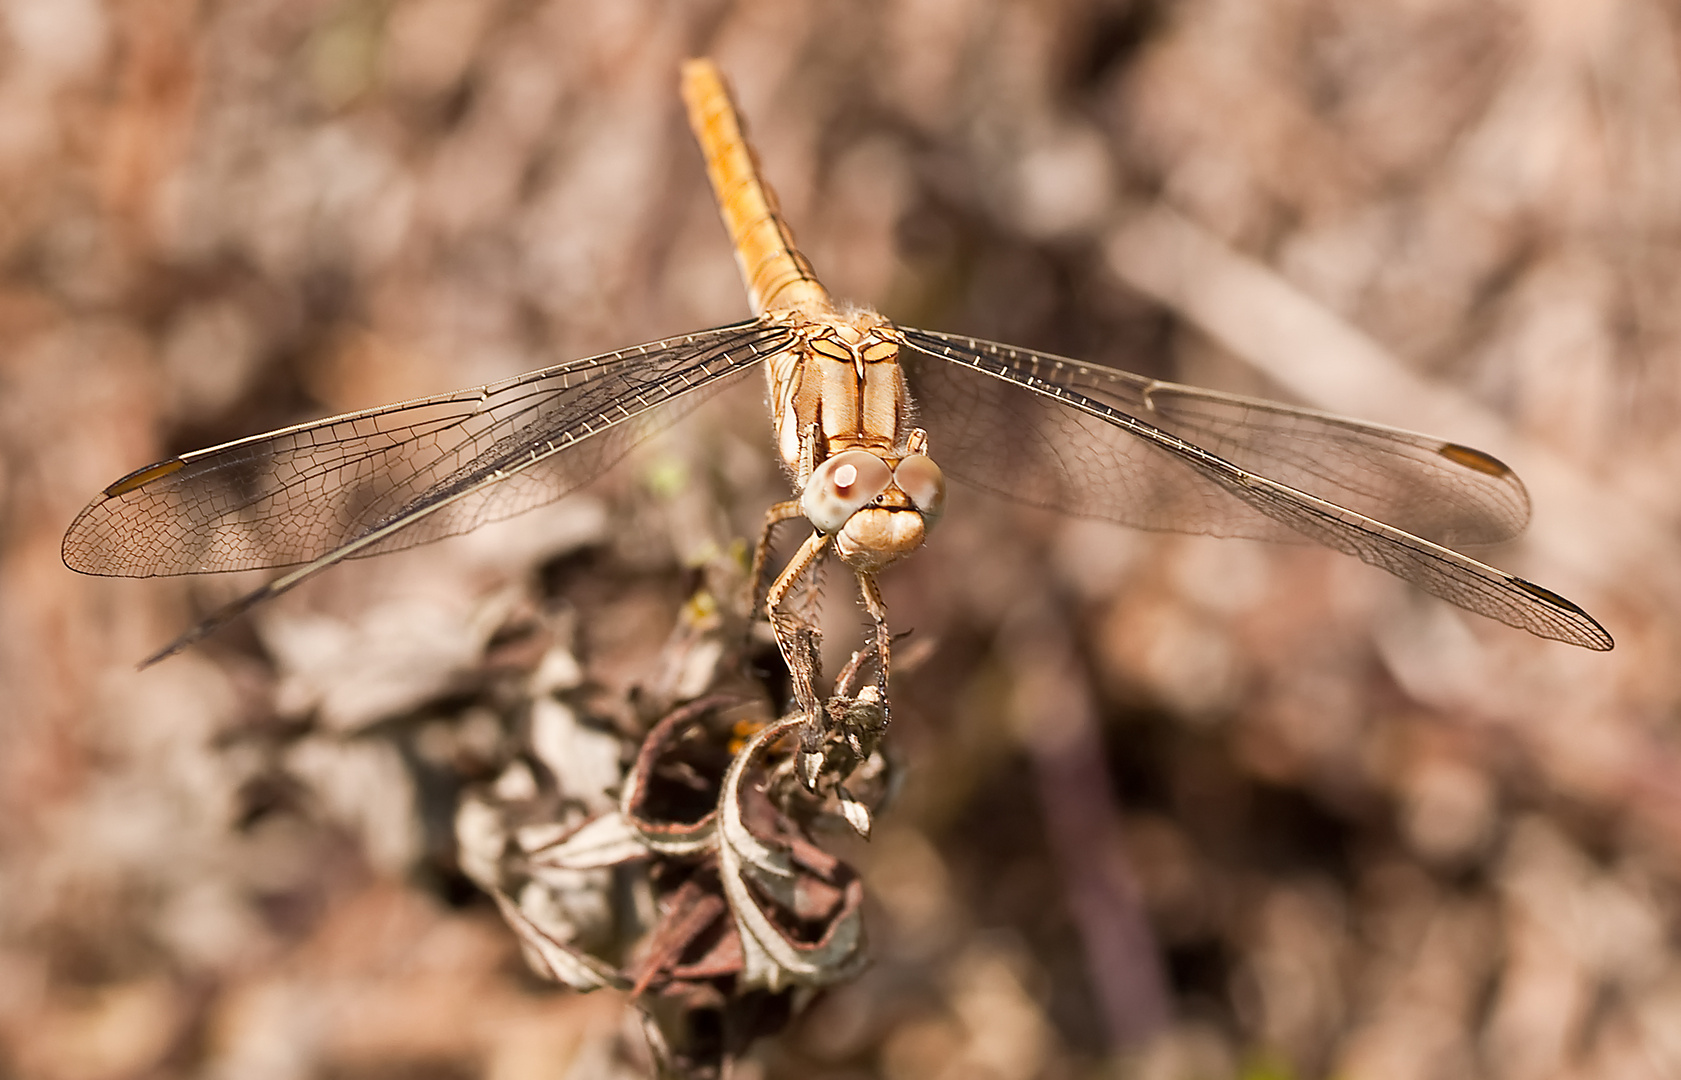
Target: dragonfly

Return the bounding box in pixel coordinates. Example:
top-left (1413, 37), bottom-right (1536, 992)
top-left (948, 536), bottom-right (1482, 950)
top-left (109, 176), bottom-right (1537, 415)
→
top-left (63, 58), bottom-right (1614, 686)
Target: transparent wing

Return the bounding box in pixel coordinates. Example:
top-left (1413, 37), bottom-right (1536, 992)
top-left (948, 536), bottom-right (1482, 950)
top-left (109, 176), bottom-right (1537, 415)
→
top-left (65, 320), bottom-right (791, 578)
top-left (901, 328), bottom-right (1528, 546)
top-left (900, 328), bottom-right (1611, 650)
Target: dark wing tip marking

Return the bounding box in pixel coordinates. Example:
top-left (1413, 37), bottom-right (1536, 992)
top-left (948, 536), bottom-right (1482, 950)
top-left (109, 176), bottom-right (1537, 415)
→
top-left (1437, 442), bottom-right (1514, 479)
top-left (1510, 575), bottom-right (1615, 651)
top-left (103, 458), bottom-right (186, 498)
top-left (1509, 575), bottom-right (1579, 611)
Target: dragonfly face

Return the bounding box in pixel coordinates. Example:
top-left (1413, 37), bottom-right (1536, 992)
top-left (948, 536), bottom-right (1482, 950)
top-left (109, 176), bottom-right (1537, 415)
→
top-left (800, 446), bottom-right (946, 573)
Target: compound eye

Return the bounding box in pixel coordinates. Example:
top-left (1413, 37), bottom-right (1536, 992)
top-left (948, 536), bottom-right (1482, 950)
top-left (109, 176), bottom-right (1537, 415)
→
top-left (894, 454), bottom-right (946, 524)
top-left (801, 450), bottom-right (893, 533)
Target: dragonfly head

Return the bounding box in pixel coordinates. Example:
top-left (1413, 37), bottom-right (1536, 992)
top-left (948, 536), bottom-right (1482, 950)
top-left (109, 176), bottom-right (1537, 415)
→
top-left (800, 448), bottom-right (945, 572)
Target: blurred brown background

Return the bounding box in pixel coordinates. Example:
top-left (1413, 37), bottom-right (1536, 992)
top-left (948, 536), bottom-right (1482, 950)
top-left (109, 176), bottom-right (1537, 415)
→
top-left (4, 0), bottom-right (1679, 1076)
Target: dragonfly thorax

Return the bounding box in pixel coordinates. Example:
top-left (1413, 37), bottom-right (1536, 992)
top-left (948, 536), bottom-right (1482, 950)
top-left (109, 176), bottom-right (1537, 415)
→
top-left (769, 311), bottom-right (946, 571)
top-left (768, 313), bottom-right (912, 478)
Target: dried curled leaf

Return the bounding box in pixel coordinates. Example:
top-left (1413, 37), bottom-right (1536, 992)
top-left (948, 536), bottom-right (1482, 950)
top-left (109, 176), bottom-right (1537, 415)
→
top-left (620, 695), bottom-right (741, 856)
top-left (718, 719), bottom-right (868, 991)
top-left (491, 888), bottom-right (629, 992)
top-left (524, 811), bottom-right (648, 872)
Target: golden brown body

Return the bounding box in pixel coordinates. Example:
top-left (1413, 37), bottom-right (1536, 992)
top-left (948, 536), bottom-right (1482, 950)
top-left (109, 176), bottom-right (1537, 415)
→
top-left (681, 60), bottom-right (948, 736)
top-left (683, 63), bottom-right (943, 592)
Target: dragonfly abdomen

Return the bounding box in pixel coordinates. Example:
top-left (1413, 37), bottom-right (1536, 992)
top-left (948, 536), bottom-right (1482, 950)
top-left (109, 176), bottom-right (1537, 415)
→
top-left (681, 60), bottom-right (832, 316)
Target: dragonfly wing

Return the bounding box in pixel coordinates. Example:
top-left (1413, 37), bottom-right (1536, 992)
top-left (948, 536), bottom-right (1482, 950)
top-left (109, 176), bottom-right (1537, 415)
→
top-left (900, 329), bottom-right (1611, 650)
top-left (901, 328), bottom-right (1529, 547)
top-left (900, 330), bottom-right (1305, 542)
top-left (65, 320), bottom-right (790, 578)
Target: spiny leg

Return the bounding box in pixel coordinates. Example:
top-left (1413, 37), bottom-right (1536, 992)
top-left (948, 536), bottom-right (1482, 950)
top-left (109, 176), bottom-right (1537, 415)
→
top-left (749, 499), bottom-right (806, 622)
top-left (788, 571), bottom-right (894, 791)
top-left (856, 571), bottom-right (893, 711)
top-left (764, 530), bottom-right (831, 722)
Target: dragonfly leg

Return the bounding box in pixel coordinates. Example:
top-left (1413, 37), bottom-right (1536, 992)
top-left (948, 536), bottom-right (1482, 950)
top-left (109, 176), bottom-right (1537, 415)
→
top-left (783, 569), bottom-right (893, 791)
top-left (764, 530), bottom-right (831, 719)
top-left (763, 529), bottom-right (828, 618)
top-left (749, 499), bottom-right (807, 622)
top-left (856, 571), bottom-right (892, 710)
